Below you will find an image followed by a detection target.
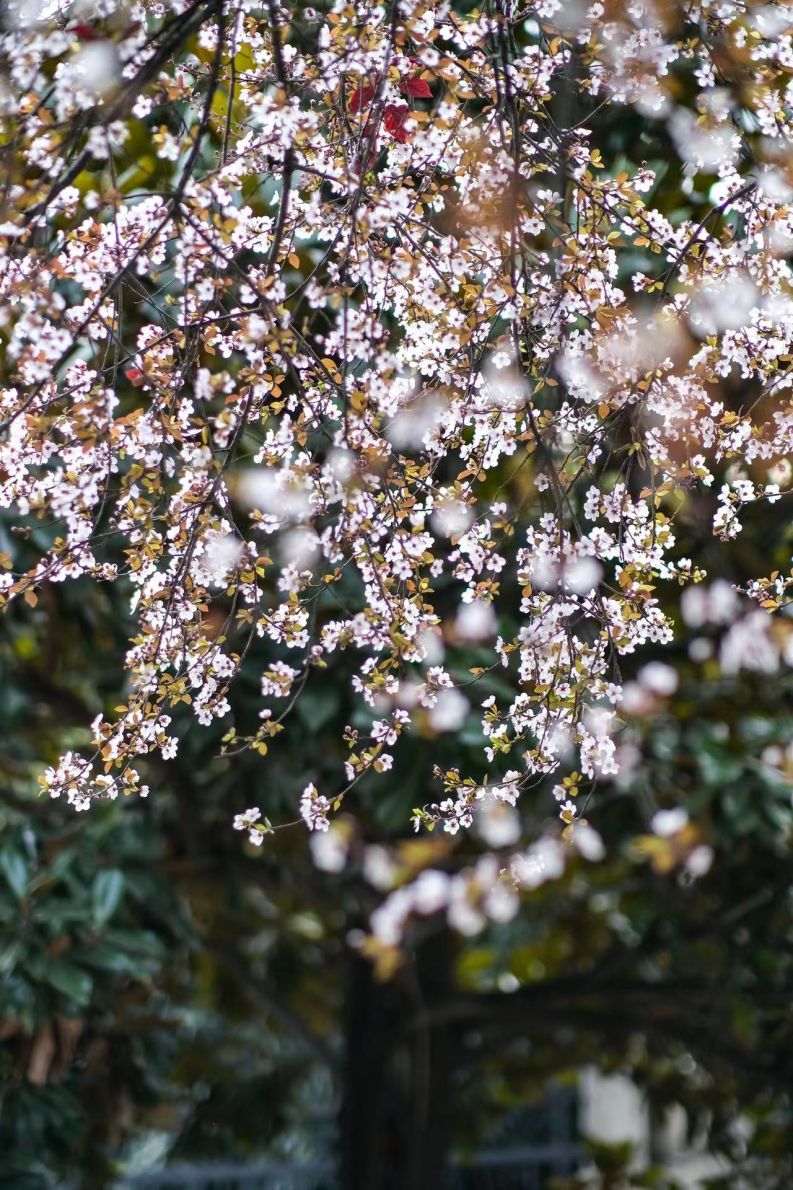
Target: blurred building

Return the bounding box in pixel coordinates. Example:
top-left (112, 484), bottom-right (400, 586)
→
top-left (581, 1070), bottom-right (731, 1188)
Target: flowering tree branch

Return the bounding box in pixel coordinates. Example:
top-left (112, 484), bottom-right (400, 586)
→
top-left (2, 0), bottom-right (793, 939)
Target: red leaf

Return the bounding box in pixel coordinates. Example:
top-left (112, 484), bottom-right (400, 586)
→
top-left (349, 83), bottom-right (375, 113)
top-left (400, 77), bottom-right (432, 98)
top-left (125, 368), bottom-right (143, 385)
top-left (383, 104), bottom-right (412, 143)
top-left (69, 23), bottom-right (103, 40)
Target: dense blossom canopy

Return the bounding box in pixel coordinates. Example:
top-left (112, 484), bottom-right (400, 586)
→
top-left (2, 0), bottom-right (793, 937)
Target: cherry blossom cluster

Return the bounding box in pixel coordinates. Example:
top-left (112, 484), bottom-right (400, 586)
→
top-left (363, 814), bottom-right (608, 952)
top-left (2, 0), bottom-right (793, 856)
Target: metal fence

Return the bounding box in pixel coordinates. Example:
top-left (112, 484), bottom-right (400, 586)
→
top-left (447, 1147), bottom-right (580, 1190)
top-left (116, 1164), bottom-right (334, 1190)
top-left (446, 1085), bottom-right (581, 1189)
top-left (114, 1088), bottom-right (580, 1190)
top-left (115, 1156), bottom-right (578, 1190)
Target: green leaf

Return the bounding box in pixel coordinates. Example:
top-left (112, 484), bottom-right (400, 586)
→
top-left (0, 939), bottom-right (23, 975)
top-left (91, 869), bottom-right (125, 927)
top-left (296, 686), bottom-right (340, 731)
top-left (74, 944), bottom-right (154, 978)
top-left (103, 928), bottom-right (168, 961)
top-left (44, 846), bottom-right (76, 882)
top-left (45, 960), bottom-right (93, 1006)
top-left (0, 847), bottom-right (29, 901)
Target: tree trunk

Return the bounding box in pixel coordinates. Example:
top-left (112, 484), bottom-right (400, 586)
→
top-left (339, 928), bottom-right (456, 1190)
